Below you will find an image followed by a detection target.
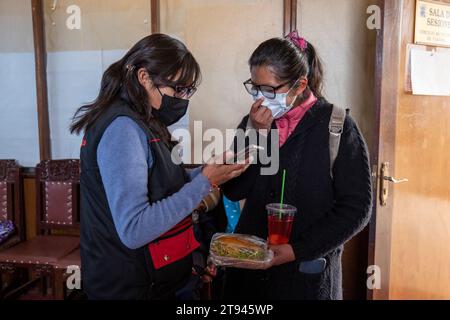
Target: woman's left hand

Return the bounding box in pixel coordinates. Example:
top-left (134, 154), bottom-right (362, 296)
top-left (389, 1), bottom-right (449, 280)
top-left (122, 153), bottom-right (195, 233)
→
top-left (267, 244), bottom-right (296, 268)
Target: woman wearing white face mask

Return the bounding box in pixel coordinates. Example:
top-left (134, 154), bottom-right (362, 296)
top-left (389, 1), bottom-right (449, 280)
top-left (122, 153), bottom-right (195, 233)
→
top-left (222, 31), bottom-right (373, 300)
top-left (250, 78), bottom-right (301, 120)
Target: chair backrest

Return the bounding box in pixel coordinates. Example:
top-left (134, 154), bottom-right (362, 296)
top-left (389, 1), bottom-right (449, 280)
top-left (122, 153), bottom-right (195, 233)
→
top-left (0, 160), bottom-right (24, 244)
top-left (35, 159), bottom-right (80, 235)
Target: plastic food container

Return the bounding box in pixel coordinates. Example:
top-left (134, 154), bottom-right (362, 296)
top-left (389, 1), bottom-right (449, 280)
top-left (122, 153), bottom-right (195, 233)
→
top-left (209, 233), bottom-right (274, 269)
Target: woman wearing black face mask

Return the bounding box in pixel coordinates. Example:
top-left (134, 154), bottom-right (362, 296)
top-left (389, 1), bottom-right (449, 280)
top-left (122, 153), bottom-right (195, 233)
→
top-left (70, 34), bottom-right (248, 300)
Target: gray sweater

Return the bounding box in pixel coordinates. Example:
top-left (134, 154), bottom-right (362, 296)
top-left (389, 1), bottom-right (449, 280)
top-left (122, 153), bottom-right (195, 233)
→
top-left (97, 116), bottom-right (211, 249)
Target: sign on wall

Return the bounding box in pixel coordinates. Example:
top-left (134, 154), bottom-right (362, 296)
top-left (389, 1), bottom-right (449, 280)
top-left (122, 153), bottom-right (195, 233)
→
top-left (415, 0), bottom-right (450, 48)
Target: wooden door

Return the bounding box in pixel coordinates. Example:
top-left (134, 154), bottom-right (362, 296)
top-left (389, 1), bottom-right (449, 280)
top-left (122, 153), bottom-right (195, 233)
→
top-left (371, 0), bottom-right (450, 300)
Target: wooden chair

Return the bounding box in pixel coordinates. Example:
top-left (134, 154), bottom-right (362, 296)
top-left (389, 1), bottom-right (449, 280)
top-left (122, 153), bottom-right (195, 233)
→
top-left (0, 160), bottom-right (25, 249)
top-left (0, 160), bottom-right (80, 299)
top-left (0, 160), bottom-right (25, 295)
top-left (52, 248), bottom-right (81, 300)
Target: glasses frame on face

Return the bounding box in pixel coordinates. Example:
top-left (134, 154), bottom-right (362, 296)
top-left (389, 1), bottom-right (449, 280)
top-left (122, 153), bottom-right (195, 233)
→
top-left (157, 83), bottom-right (198, 99)
top-left (243, 78), bottom-right (297, 100)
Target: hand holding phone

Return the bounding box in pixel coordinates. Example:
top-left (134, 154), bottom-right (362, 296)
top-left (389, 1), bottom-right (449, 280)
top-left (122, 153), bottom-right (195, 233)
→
top-left (231, 144), bottom-right (264, 164)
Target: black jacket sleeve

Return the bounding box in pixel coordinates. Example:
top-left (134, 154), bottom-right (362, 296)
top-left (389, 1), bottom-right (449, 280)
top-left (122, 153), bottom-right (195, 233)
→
top-left (291, 115), bottom-right (373, 262)
top-left (222, 115), bottom-right (264, 201)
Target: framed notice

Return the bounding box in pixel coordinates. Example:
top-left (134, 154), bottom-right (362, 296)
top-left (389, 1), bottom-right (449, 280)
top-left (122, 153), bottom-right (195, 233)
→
top-left (415, 0), bottom-right (450, 48)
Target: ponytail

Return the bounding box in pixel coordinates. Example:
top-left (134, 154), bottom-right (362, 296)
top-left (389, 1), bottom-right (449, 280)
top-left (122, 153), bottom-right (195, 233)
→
top-left (304, 42), bottom-right (324, 98)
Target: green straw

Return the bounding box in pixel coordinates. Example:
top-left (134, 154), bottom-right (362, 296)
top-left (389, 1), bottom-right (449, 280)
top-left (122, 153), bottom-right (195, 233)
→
top-left (280, 170), bottom-right (287, 217)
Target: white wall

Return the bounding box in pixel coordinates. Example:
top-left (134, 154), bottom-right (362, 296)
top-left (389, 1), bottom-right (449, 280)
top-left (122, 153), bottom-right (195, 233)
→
top-left (0, 0), bottom-right (40, 167)
top-left (297, 0), bottom-right (378, 151)
top-left (160, 0), bottom-right (377, 157)
top-left (44, 0), bottom-right (153, 160)
top-left (160, 0), bottom-right (284, 135)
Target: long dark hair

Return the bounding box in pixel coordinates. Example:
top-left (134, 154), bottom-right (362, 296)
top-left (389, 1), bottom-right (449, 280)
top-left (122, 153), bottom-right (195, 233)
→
top-left (249, 35), bottom-right (323, 98)
top-left (70, 34), bottom-right (201, 145)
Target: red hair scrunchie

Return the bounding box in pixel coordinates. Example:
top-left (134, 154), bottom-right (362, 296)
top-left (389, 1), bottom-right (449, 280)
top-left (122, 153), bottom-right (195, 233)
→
top-left (286, 30), bottom-right (308, 52)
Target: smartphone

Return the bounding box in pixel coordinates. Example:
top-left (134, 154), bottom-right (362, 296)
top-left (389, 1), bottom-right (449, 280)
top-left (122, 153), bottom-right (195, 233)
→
top-left (232, 144), bottom-right (265, 163)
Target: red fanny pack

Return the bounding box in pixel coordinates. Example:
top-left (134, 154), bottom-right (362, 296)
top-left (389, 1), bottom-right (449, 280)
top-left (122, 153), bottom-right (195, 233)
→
top-left (148, 216), bottom-right (200, 270)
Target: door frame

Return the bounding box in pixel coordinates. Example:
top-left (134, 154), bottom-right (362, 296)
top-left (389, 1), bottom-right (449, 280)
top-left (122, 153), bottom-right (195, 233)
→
top-left (367, 0), bottom-right (404, 300)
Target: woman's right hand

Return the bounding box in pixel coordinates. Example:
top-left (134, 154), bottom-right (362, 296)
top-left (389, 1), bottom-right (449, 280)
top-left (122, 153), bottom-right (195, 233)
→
top-left (202, 151), bottom-right (252, 186)
top-left (249, 98), bottom-right (273, 131)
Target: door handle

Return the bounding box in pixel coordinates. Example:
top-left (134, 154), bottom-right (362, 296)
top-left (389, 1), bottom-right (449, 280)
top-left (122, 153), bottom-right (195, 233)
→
top-left (380, 162), bottom-right (408, 206)
top-left (383, 176), bottom-right (409, 184)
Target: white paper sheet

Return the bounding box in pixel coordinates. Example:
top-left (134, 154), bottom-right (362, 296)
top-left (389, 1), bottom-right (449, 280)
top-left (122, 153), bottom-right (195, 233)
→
top-left (411, 49), bottom-right (450, 96)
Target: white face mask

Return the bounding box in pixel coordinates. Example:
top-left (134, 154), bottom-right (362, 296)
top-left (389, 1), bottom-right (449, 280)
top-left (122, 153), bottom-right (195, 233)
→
top-left (252, 80), bottom-right (300, 119)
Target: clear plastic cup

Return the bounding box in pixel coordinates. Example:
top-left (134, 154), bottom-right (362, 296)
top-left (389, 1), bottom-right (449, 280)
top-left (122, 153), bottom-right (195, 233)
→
top-left (266, 203), bottom-right (297, 245)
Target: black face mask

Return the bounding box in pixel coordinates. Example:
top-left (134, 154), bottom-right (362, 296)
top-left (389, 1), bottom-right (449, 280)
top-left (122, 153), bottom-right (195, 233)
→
top-left (152, 94), bottom-right (189, 126)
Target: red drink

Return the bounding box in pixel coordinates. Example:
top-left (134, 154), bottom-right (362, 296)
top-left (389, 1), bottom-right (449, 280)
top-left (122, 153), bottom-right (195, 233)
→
top-left (266, 203), bottom-right (297, 245)
top-left (268, 214), bottom-right (294, 245)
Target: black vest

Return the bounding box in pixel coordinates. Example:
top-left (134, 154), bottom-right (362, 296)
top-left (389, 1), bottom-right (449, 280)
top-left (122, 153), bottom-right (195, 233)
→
top-left (80, 99), bottom-right (197, 300)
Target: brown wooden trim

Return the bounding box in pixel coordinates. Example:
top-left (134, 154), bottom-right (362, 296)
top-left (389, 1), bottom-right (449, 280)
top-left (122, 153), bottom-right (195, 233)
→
top-left (22, 167), bottom-right (36, 179)
top-left (151, 0), bottom-right (159, 34)
top-left (367, 0), bottom-right (403, 300)
top-left (35, 162), bottom-right (43, 236)
top-left (15, 167), bottom-right (25, 243)
top-left (367, 0), bottom-right (385, 300)
top-left (284, 0), bottom-right (297, 36)
top-left (31, 0), bottom-right (51, 161)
